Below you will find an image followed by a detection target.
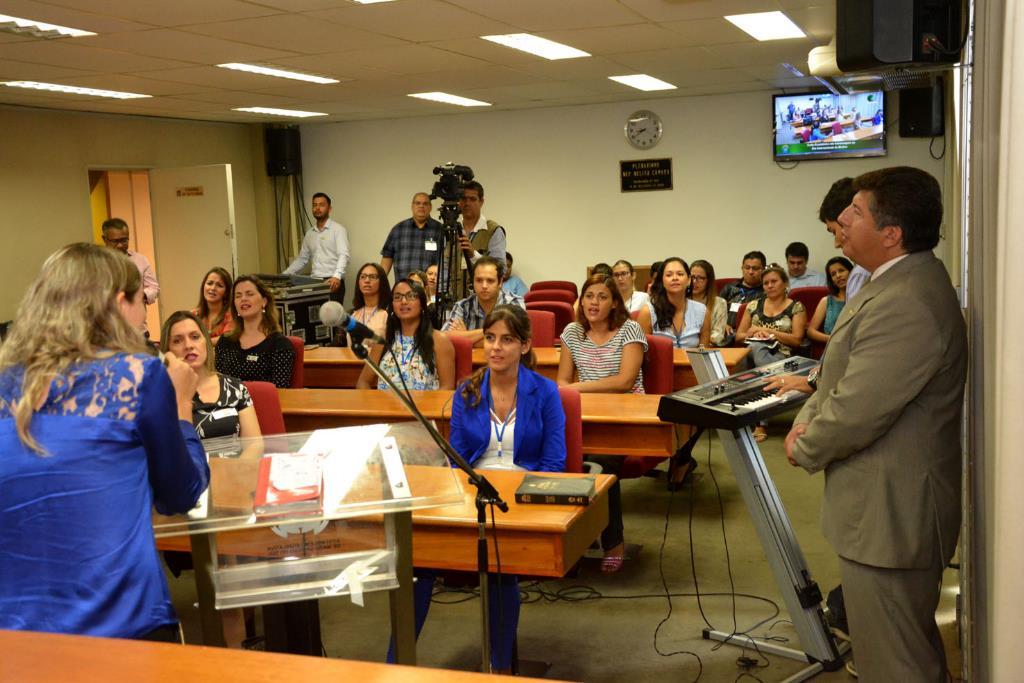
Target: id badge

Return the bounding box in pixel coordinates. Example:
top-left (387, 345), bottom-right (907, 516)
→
top-left (425, 239), bottom-right (438, 252)
top-left (246, 354), bottom-right (259, 362)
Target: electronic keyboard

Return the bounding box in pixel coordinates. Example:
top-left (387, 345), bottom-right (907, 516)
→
top-left (657, 356), bottom-right (819, 429)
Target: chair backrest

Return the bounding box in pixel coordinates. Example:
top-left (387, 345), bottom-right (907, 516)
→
top-left (642, 334), bottom-right (674, 394)
top-left (286, 336), bottom-right (305, 388)
top-left (715, 277), bottom-right (739, 293)
top-left (524, 289), bottom-right (577, 306)
top-left (525, 301), bottom-right (575, 340)
top-left (242, 381), bottom-right (286, 435)
top-left (526, 309), bottom-right (556, 347)
top-left (629, 309), bottom-right (640, 321)
top-left (731, 302), bottom-right (749, 347)
top-left (449, 334), bottom-right (474, 384)
top-left (530, 280), bottom-right (578, 299)
top-left (789, 286), bottom-right (829, 322)
top-left (558, 386), bottom-right (583, 474)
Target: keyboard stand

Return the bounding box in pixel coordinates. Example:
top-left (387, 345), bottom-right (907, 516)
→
top-left (686, 349), bottom-right (847, 681)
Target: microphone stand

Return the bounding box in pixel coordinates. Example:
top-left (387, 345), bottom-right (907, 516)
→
top-left (350, 337), bottom-right (507, 673)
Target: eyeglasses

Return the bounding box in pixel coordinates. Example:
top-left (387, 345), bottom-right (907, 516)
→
top-left (611, 271), bottom-right (631, 279)
top-left (690, 275), bottom-right (708, 281)
top-left (392, 292), bottom-right (419, 302)
top-left (104, 237), bottom-right (130, 246)
top-left (359, 273), bottom-right (379, 281)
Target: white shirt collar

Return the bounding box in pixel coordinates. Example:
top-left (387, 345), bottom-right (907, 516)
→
top-left (870, 253), bottom-right (909, 281)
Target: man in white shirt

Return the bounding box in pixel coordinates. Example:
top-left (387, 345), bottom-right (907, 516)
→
top-left (284, 192), bottom-right (350, 304)
top-left (785, 241), bottom-right (827, 288)
top-left (818, 179), bottom-right (870, 300)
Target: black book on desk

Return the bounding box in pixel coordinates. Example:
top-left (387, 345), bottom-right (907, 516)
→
top-left (515, 474), bottom-right (596, 506)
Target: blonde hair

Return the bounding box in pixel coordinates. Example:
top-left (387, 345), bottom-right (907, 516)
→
top-left (160, 310), bottom-right (216, 373)
top-left (0, 243), bottom-right (149, 453)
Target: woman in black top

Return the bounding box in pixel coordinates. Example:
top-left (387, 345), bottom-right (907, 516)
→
top-left (215, 276), bottom-right (295, 388)
top-left (161, 310), bottom-right (261, 441)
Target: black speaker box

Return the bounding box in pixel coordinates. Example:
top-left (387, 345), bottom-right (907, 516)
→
top-left (836, 0), bottom-right (963, 72)
top-left (899, 81), bottom-right (944, 137)
top-left (266, 127), bottom-right (301, 176)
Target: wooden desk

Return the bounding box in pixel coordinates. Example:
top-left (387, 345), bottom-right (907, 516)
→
top-left (304, 346), bottom-right (365, 388)
top-left (0, 629), bottom-right (554, 683)
top-left (277, 389), bottom-right (673, 458)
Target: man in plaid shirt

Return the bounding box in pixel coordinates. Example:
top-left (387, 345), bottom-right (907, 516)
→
top-left (442, 256), bottom-right (524, 346)
top-left (381, 192), bottom-right (443, 281)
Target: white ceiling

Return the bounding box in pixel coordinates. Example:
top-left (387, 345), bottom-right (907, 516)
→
top-left (0, 0), bottom-right (835, 123)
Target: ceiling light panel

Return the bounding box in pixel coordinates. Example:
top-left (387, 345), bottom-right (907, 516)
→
top-left (1, 80), bottom-right (149, 99)
top-left (481, 34), bottom-right (590, 60)
top-left (217, 63), bottom-right (338, 84)
top-left (724, 12), bottom-right (806, 41)
top-left (0, 14), bottom-right (95, 38)
top-left (233, 106), bottom-right (327, 117)
top-left (408, 92), bottom-right (491, 107)
top-left (608, 74), bottom-right (677, 91)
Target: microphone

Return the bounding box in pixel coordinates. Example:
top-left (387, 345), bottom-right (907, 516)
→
top-left (319, 301), bottom-right (386, 345)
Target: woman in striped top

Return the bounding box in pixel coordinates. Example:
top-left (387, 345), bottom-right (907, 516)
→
top-left (557, 274), bottom-right (647, 573)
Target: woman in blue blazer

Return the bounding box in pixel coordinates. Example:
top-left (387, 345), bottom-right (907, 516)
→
top-left (389, 304), bottom-right (566, 672)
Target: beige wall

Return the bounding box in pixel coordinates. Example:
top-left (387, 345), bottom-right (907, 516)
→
top-left (0, 105), bottom-right (268, 320)
top-left (300, 90), bottom-right (949, 297)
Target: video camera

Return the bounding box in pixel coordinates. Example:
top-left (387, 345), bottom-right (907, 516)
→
top-left (430, 163), bottom-right (474, 204)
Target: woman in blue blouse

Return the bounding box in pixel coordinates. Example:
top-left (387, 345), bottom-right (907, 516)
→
top-left (0, 243), bottom-right (209, 641)
top-left (389, 304), bottom-right (566, 672)
top-left (356, 279), bottom-right (455, 391)
top-left (638, 256), bottom-right (711, 348)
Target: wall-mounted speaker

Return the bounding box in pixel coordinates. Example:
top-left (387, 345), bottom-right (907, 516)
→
top-left (265, 127), bottom-right (301, 176)
top-left (899, 81), bottom-right (944, 138)
top-left (836, 0), bottom-right (963, 72)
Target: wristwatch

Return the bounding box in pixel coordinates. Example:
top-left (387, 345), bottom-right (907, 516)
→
top-left (807, 367), bottom-right (819, 391)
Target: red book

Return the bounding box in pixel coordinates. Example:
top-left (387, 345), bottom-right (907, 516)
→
top-left (253, 452), bottom-right (323, 516)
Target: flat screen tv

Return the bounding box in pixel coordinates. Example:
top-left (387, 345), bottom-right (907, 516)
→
top-left (773, 91), bottom-right (886, 161)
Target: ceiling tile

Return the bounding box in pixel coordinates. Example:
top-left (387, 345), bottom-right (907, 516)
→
top-left (659, 17), bottom-right (757, 47)
top-left (46, 73), bottom-right (216, 96)
top-left (72, 29), bottom-right (298, 63)
top-left (171, 90), bottom-right (305, 106)
top-left (181, 13), bottom-right (407, 53)
top-left (786, 5), bottom-right (836, 42)
top-left (268, 53), bottom-right (404, 80)
top-left (306, 0), bottom-right (516, 42)
top-left (34, 0), bottom-right (280, 26)
top-left (0, 40), bottom-right (191, 72)
top-left (618, 0), bottom-right (783, 22)
top-left (0, 0), bottom-right (153, 32)
top-left (463, 81), bottom-right (605, 102)
top-left (704, 39), bottom-right (814, 69)
top-left (444, 0), bottom-right (646, 31)
top-left (610, 46), bottom-right (720, 72)
top-left (507, 56), bottom-right (637, 81)
top-left (421, 36), bottom-right (545, 66)
top-left (540, 23), bottom-right (702, 55)
top-left (0, 58), bottom-right (97, 80)
top-left (325, 44), bottom-right (488, 75)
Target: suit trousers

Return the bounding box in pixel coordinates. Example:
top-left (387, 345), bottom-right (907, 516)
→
top-left (839, 555), bottom-right (948, 683)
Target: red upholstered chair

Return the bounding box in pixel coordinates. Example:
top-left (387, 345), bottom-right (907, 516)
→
top-left (530, 280), bottom-right (578, 299)
top-left (526, 301), bottom-right (575, 340)
top-left (526, 309), bottom-right (556, 347)
top-left (618, 335), bottom-right (673, 479)
top-left (629, 310), bottom-right (640, 321)
top-left (641, 334), bottom-right (674, 395)
top-left (831, 121), bottom-right (844, 136)
top-left (449, 334), bottom-right (474, 384)
top-left (715, 277), bottom-right (739, 292)
top-left (731, 302), bottom-right (749, 347)
top-left (286, 336), bottom-right (304, 388)
top-left (524, 289), bottom-right (577, 306)
top-left (789, 286), bottom-right (829, 359)
top-left (242, 381), bottom-right (286, 435)
top-left (558, 387), bottom-right (583, 474)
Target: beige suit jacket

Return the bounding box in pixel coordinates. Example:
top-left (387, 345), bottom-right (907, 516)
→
top-left (793, 251), bottom-right (966, 570)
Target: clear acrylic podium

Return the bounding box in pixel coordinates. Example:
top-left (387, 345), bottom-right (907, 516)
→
top-left (152, 421), bottom-right (464, 664)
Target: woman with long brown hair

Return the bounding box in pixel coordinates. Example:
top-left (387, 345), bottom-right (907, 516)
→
top-left (215, 275), bottom-right (295, 388)
top-left (0, 243), bottom-right (208, 640)
top-left (192, 266), bottom-right (235, 342)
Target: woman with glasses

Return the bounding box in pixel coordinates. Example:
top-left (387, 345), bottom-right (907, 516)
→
top-left (735, 263), bottom-right (806, 441)
top-left (611, 259), bottom-right (649, 313)
top-left (350, 263), bottom-right (391, 344)
top-left (356, 279), bottom-right (455, 390)
top-left (687, 260), bottom-right (728, 346)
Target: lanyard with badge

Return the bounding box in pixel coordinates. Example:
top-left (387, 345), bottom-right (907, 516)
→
top-left (488, 384), bottom-right (517, 460)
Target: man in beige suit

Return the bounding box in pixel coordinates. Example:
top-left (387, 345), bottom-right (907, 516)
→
top-left (785, 167), bottom-right (966, 682)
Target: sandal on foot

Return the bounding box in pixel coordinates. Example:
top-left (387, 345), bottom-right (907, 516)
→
top-left (752, 426), bottom-right (768, 442)
top-left (601, 556), bottom-right (625, 574)
top-left (667, 456), bottom-right (697, 492)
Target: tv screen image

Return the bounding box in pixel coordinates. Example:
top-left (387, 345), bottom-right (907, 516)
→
top-left (773, 91), bottom-right (886, 161)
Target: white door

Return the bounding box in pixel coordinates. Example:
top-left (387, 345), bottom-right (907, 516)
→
top-left (148, 164), bottom-right (237, 322)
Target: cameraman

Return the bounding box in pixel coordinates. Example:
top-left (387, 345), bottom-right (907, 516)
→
top-left (456, 181), bottom-right (506, 297)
